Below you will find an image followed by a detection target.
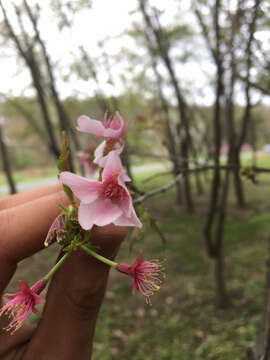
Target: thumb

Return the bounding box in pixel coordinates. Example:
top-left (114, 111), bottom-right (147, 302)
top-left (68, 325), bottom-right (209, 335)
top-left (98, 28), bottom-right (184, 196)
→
top-left (24, 224), bottom-right (126, 360)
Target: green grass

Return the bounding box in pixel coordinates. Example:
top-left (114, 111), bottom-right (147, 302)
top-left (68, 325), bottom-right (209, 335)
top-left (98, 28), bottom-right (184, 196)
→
top-left (0, 167), bottom-right (57, 186)
top-left (91, 201), bottom-right (268, 359)
top-left (91, 159), bottom-right (270, 359)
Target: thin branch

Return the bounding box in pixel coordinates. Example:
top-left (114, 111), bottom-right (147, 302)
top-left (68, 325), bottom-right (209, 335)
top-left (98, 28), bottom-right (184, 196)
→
top-left (134, 164), bottom-right (270, 205)
top-left (134, 173), bottom-right (183, 205)
top-left (236, 74), bottom-right (270, 97)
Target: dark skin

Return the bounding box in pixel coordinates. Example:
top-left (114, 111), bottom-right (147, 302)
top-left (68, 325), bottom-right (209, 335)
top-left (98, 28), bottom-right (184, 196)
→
top-left (0, 184), bottom-right (126, 360)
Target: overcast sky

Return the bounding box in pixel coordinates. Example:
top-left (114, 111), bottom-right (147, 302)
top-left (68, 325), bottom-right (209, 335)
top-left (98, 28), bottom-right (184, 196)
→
top-left (0, 0), bottom-right (268, 106)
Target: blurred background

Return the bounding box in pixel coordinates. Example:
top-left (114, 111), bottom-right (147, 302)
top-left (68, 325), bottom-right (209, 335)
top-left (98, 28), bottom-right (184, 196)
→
top-left (0, 0), bottom-right (270, 359)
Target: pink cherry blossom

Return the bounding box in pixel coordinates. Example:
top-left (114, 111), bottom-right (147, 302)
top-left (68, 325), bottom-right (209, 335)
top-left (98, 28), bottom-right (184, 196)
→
top-left (0, 279), bottom-right (45, 334)
top-left (60, 151), bottom-right (141, 230)
top-left (117, 253), bottom-right (165, 304)
top-left (93, 140), bottom-right (124, 168)
top-left (77, 111), bottom-right (128, 140)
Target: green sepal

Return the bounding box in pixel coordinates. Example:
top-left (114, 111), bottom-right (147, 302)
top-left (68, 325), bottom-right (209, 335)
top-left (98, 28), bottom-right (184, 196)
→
top-left (59, 204), bottom-right (69, 215)
top-left (63, 184), bottom-right (75, 206)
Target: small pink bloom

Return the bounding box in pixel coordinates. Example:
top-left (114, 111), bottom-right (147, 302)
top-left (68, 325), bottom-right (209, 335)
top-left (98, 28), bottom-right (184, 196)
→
top-left (77, 151), bottom-right (97, 176)
top-left (221, 145), bottom-right (228, 153)
top-left (77, 111), bottom-right (128, 140)
top-left (117, 253), bottom-right (165, 304)
top-left (241, 143), bottom-right (252, 151)
top-left (60, 151), bottom-right (141, 230)
top-left (0, 280), bottom-right (45, 334)
top-left (93, 140), bottom-right (127, 170)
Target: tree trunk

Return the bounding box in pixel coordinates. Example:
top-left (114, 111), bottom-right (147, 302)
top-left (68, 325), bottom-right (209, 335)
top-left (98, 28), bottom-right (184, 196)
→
top-left (213, 169), bottom-right (231, 308)
top-left (0, 123), bottom-right (16, 194)
top-left (213, 248), bottom-right (229, 308)
top-left (248, 241), bottom-right (270, 359)
top-left (233, 153), bottom-right (245, 208)
top-left (171, 161), bottom-right (183, 205)
top-left (31, 66), bottom-right (61, 159)
top-left (194, 167), bottom-right (204, 196)
top-left (0, 2), bottom-right (61, 160)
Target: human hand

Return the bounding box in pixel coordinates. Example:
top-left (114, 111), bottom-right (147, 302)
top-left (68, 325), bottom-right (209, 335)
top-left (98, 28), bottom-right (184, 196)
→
top-left (0, 184), bottom-right (125, 360)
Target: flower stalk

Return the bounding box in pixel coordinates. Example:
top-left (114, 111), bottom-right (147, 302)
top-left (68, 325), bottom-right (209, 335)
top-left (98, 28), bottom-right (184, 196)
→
top-left (80, 244), bottom-right (117, 268)
top-left (44, 250), bottom-right (73, 284)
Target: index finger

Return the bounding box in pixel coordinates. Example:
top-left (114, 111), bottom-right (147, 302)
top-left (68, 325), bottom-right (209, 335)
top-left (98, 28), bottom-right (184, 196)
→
top-left (0, 184), bottom-right (61, 211)
top-left (0, 190), bottom-right (68, 294)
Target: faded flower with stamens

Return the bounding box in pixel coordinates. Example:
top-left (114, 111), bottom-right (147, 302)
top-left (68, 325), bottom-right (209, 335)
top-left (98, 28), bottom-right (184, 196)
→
top-left (60, 150), bottom-right (142, 230)
top-left (116, 253), bottom-right (165, 304)
top-left (44, 213), bottom-right (66, 247)
top-left (0, 279), bottom-right (45, 334)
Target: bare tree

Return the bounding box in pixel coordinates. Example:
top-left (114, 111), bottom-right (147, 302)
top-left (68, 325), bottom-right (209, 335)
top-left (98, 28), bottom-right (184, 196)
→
top-left (138, 0), bottom-right (194, 212)
top-left (0, 0), bottom-right (61, 160)
top-left (23, 0), bottom-right (81, 158)
top-left (0, 119), bottom-right (16, 194)
top-left (194, 0), bottom-right (262, 307)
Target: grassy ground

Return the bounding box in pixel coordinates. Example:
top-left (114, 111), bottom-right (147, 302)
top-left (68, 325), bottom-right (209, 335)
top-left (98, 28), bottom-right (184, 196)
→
top-left (0, 167), bottom-right (57, 186)
top-left (4, 154), bottom-right (270, 359)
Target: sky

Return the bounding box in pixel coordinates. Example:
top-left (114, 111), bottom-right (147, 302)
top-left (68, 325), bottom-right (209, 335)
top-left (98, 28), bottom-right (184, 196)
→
top-left (0, 0), bottom-right (268, 106)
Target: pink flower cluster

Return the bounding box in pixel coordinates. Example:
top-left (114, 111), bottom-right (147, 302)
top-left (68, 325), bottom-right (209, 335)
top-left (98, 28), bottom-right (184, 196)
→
top-left (61, 112), bottom-right (142, 230)
top-left (0, 111), bottom-right (164, 334)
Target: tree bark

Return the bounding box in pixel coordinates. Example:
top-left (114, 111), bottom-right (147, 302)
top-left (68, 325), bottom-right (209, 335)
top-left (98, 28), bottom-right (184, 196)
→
top-left (249, 241), bottom-right (270, 360)
top-left (213, 247), bottom-right (229, 308)
top-left (0, 122), bottom-right (16, 194)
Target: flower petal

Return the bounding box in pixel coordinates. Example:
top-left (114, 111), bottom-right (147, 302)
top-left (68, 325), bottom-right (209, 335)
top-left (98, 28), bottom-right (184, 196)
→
top-left (113, 206), bottom-right (142, 228)
top-left (102, 151), bottom-right (124, 182)
top-left (132, 253), bottom-right (144, 269)
top-left (93, 141), bottom-right (107, 167)
top-left (60, 172), bottom-right (102, 203)
top-left (18, 280), bottom-right (30, 292)
top-left (94, 141), bottom-right (125, 168)
top-left (103, 112), bottom-right (127, 139)
top-left (77, 115), bottom-right (105, 137)
top-left (33, 293), bottom-right (44, 306)
top-left (78, 199), bottom-right (123, 230)
top-left (132, 279), bottom-right (139, 294)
